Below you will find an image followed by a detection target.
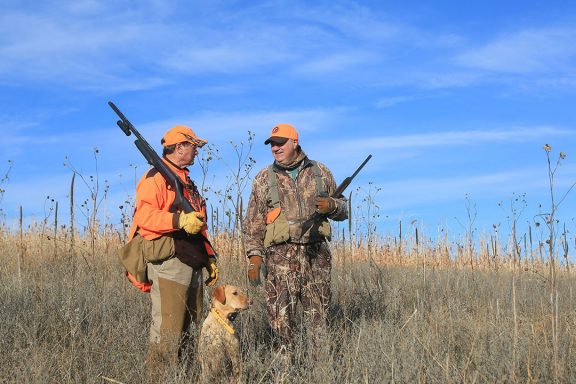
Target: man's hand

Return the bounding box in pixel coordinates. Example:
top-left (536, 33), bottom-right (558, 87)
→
top-left (178, 211), bottom-right (205, 234)
top-left (247, 255), bottom-right (267, 287)
top-left (204, 256), bottom-right (218, 286)
top-left (315, 197), bottom-right (336, 215)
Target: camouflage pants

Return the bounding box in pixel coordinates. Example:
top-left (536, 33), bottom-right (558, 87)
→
top-left (264, 242), bottom-right (332, 344)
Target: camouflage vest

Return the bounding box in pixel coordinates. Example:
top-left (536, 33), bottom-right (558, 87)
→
top-left (263, 161), bottom-right (331, 247)
top-left (267, 160), bottom-right (325, 209)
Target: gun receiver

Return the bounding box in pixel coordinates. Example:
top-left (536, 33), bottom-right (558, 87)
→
top-left (300, 154), bottom-right (372, 235)
top-left (108, 101), bottom-right (192, 213)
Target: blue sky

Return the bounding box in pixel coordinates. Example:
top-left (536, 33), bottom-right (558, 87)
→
top-left (1, 0), bottom-right (575, 245)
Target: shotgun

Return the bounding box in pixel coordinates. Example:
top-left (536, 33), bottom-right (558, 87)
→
top-left (108, 101), bottom-right (193, 214)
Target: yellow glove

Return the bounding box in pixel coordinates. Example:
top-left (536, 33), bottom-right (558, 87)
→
top-left (178, 211), bottom-right (205, 234)
top-left (204, 256), bottom-right (219, 286)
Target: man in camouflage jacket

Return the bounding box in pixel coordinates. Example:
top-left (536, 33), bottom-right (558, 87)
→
top-left (243, 124), bottom-right (348, 351)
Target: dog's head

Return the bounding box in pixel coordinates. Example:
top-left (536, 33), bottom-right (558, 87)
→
top-left (211, 285), bottom-right (251, 319)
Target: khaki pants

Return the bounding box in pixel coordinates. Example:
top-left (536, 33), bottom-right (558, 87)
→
top-left (146, 257), bottom-right (203, 371)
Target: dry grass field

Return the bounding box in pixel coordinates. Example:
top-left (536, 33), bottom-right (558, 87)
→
top-left (1, 226), bottom-right (576, 383)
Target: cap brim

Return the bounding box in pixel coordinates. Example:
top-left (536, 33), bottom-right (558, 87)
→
top-left (264, 137), bottom-right (288, 145)
top-left (183, 138), bottom-right (207, 148)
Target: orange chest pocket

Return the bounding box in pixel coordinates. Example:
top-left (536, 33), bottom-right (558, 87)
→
top-left (266, 207), bottom-right (282, 224)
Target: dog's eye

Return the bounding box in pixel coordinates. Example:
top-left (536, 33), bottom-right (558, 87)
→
top-left (232, 291), bottom-right (238, 295)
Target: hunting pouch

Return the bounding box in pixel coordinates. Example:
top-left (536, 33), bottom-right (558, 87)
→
top-left (171, 231), bottom-right (211, 270)
top-left (118, 233), bottom-right (175, 284)
top-left (293, 217), bottom-right (332, 242)
top-left (264, 207), bottom-right (290, 247)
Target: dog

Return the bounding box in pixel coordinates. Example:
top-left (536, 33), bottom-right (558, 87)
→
top-left (198, 284), bottom-right (251, 383)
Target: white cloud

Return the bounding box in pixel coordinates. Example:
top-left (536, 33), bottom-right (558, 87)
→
top-left (455, 28), bottom-right (576, 74)
top-left (410, 72), bottom-right (484, 89)
top-left (0, 2), bottom-right (428, 89)
top-left (304, 125), bottom-right (575, 184)
top-left (3, 2), bottom-right (574, 95)
top-left (329, 126), bottom-right (573, 153)
top-left (372, 168), bottom-right (552, 211)
top-left (0, 10), bottom-right (162, 88)
top-left (161, 42), bottom-right (286, 74)
top-left (137, 107), bottom-right (345, 144)
top-left (293, 51), bottom-right (380, 75)
top-left (375, 95), bottom-right (416, 108)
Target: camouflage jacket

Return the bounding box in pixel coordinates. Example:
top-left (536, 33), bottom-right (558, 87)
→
top-left (243, 155), bottom-right (348, 257)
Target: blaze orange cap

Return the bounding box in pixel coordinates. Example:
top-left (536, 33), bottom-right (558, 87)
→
top-left (264, 124), bottom-right (298, 145)
top-left (161, 125), bottom-right (207, 147)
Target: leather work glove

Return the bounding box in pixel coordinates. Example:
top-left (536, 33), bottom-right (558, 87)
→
top-left (178, 211), bottom-right (205, 234)
top-left (204, 256), bottom-right (219, 286)
top-left (247, 255), bottom-right (267, 287)
top-left (315, 197), bottom-right (336, 215)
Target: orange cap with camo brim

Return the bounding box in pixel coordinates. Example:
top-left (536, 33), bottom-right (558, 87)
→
top-left (264, 124), bottom-right (298, 145)
top-left (161, 125), bottom-right (207, 147)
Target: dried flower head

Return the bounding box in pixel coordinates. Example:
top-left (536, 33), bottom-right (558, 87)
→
top-left (543, 144), bottom-right (552, 152)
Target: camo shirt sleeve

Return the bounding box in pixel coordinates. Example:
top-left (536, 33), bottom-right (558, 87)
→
top-left (242, 167), bottom-right (269, 257)
top-left (316, 161), bottom-right (348, 222)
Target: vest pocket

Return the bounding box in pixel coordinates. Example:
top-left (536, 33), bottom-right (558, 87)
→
top-left (264, 209), bottom-right (290, 247)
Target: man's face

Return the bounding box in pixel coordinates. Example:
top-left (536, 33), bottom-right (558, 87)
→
top-left (271, 138), bottom-right (298, 165)
top-left (179, 141), bottom-right (198, 167)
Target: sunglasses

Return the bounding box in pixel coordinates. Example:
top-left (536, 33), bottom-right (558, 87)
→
top-left (270, 139), bottom-right (289, 147)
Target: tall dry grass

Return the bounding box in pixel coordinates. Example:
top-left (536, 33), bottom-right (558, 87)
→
top-left (2, 226), bottom-right (576, 384)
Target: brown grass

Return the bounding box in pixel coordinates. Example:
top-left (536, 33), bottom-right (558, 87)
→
top-left (1, 227), bottom-right (576, 383)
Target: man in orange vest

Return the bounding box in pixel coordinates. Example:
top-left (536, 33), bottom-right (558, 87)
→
top-left (127, 125), bottom-right (218, 377)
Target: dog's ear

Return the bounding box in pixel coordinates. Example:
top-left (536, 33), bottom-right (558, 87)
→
top-left (212, 285), bottom-right (226, 305)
